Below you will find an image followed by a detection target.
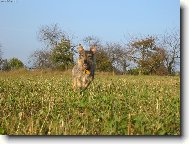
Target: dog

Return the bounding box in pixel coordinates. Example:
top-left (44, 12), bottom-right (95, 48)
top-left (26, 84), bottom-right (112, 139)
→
top-left (72, 44), bottom-right (96, 91)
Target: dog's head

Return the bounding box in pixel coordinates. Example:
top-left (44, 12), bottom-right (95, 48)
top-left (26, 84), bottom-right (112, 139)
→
top-left (77, 44), bottom-right (96, 71)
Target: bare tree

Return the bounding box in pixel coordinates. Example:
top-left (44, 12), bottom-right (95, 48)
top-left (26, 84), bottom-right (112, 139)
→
top-left (160, 30), bottom-right (180, 74)
top-left (0, 43), bottom-right (3, 70)
top-left (0, 59), bottom-right (10, 71)
top-left (0, 43), bottom-right (2, 60)
top-left (105, 42), bottom-right (130, 74)
top-left (29, 49), bottom-right (52, 69)
top-left (83, 35), bottom-right (101, 48)
top-left (38, 24), bottom-right (66, 49)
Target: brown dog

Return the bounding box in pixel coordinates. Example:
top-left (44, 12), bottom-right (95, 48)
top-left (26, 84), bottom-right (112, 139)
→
top-left (72, 44), bottom-right (96, 91)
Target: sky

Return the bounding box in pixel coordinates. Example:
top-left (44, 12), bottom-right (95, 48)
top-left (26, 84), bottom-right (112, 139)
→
top-left (0, 0), bottom-right (180, 66)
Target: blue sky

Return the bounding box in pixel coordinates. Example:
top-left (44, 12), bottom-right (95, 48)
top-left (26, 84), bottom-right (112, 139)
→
top-left (0, 0), bottom-right (180, 65)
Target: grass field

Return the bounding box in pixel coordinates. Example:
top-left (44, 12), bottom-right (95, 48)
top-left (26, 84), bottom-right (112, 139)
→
top-left (0, 70), bottom-right (180, 135)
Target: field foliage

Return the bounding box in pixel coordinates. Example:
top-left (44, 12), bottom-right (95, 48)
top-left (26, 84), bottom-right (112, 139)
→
top-left (0, 70), bottom-right (180, 135)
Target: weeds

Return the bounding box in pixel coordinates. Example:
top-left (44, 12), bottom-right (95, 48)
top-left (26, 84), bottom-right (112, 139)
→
top-left (0, 71), bottom-right (180, 135)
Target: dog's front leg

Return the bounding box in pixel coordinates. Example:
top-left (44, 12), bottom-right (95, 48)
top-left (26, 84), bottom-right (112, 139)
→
top-left (82, 75), bottom-right (92, 90)
top-left (72, 77), bottom-right (77, 91)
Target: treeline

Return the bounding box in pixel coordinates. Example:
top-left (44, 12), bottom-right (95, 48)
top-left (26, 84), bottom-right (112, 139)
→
top-left (0, 24), bottom-right (180, 75)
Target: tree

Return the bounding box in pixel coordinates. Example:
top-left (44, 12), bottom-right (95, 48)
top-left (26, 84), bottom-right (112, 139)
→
top-left (0, 44), bottom-right (3, 70)
top-left (95, 48), bottom-right (113, 72)
top-left (51, 39), bottom-right (74, 70)
top-left (160, 30), bottom-right (180, 75)
top-left (29, 49), bottom-right (52, 69)
top-left (8, 58), bottom-right (24, 70)
top-left (105, 42), bottom-right (130, 74)
top-left (0, 44), bottom-right (10, 71)
top-left (38, 24), bottom-right (65, 48)
top-left (82, 37), bottom-right (131, 74)
top-left (83, 35), bottom-right (101, 48)
top-left (30, 24), bottom-right (75, 70)
top-left (0, 43), bottom-right (2, 60)
top-left (0, 59), bottom-right (10, 71)
top-left (82, 36), bottom-right (114, 72)
top-left (147, 47), bottom-right (168, 75)
top-left (128, 36), bottom-right (167, 75)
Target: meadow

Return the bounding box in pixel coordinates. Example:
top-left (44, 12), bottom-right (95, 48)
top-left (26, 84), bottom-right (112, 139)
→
top-left (0, 70), bottom-right (180, 135)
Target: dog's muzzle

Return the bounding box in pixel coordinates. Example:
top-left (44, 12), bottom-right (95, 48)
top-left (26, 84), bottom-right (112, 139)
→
top-left (83, 63), bottom-right (90, 74)
top-left (83, 63), bottom-right (88, 69)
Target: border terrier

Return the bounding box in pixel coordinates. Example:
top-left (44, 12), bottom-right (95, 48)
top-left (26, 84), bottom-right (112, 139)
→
top-left (72, 44), bottom-right (96, 91)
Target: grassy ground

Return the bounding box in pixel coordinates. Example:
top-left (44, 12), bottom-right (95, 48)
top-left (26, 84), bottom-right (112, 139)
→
top-left (0, 70), bottom-right (180, 135)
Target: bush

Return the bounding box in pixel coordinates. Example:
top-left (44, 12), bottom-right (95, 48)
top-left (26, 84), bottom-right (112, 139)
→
top-left (127, 68), bottom-right (140, 75)
top-left (8, 58), bottom-right (24, 70)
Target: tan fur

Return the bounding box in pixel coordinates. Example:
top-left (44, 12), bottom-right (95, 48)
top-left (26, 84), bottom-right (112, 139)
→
top-left (72, 44), bottom-right (96, 92)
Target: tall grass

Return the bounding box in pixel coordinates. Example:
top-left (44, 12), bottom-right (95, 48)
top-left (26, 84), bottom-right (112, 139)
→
top-left (0, 71), bottom-right (180, 135)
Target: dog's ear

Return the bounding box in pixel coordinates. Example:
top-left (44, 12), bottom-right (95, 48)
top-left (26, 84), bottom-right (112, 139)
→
top-left (77, 44), bottom-right (84, 53)
top-left (90, 45), bottom-right (97, 54)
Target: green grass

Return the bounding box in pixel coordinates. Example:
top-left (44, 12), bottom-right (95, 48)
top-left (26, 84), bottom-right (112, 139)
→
top-left (0, 70), bottom-right (180, 135)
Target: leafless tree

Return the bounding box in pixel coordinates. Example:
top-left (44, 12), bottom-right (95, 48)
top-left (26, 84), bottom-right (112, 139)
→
top-left (29, 49), bottom-right (52, 69)
top-left (160, 30), bottom-right (180, 74)
top-left (0, 43), bottom-right (2, 60)
top-left (83, 35), bottom-right (101, 48)
top-left (38, 24), bottom-right (66, 49)
top-left (0, 43), bottom-right (3, 70)
top-left (105, 42), bottom-right (130, 73)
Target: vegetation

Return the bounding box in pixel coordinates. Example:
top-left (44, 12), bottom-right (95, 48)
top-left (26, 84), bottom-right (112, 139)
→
top-left (8, 58), bottom-right (24, 70)
top-left (0, 25), bottom-right (180, 75)
top-left (95, 48), bottom-right (113, 72)
top-left (51, 39), bottom-right (73, 70)
top-left (29, 24), bottom-right (74, 70)
top-left (0, 25), bottom-right (180, 135)
top-left (0, 70), bottom-right (180, 135)
top-left (0, 57), bottom-right (24, 71)
top-left (27, 25), bottom-right (179, 75)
